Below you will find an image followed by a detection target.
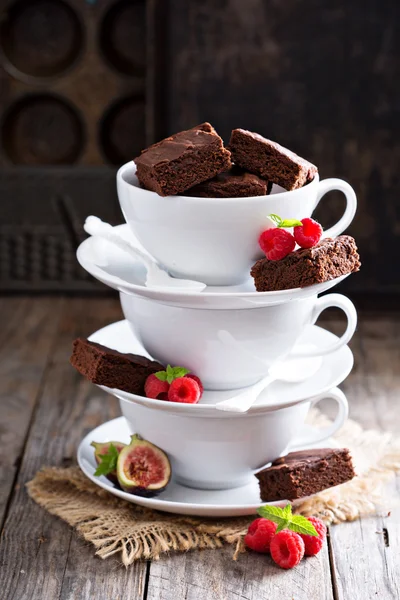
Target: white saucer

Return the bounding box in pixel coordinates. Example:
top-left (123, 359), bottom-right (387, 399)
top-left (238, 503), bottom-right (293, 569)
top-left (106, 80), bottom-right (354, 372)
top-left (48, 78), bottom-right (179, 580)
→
top-left (77, 224), bottom-right (350, 309)
top-left (77, 416), bottom-right (338, 517)
top-left (89, 320), bottom-right (353, 416)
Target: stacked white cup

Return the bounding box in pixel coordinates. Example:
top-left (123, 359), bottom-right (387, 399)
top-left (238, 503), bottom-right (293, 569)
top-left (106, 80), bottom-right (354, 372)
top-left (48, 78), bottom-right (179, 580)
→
top-left (78, 161), bottom-right (358, 490)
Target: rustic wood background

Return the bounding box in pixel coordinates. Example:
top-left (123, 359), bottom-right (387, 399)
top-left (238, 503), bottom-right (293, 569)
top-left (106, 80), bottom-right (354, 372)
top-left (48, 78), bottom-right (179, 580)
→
top-left (1, 298), bottom-right (399, 599)
top-left (0, 0), bottom-right (399, 298)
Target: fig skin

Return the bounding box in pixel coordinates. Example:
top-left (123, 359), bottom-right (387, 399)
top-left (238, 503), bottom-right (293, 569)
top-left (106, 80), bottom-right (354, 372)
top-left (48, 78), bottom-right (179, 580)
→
top-left (91, 441), bottom-right (126, 485)
top-left (117, 434), bottom-right (171, 497)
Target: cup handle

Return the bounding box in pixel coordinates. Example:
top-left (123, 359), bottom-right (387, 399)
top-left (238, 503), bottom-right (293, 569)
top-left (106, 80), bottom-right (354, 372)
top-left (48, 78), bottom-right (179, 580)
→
top-left (314, 178), bottom-right (357, 238)
top-left (288, 387), bottom-right (349, 449)
top-left (291, 293), bottom-right (357, 358)
top-left (252, 387), bottom-right (348, 475)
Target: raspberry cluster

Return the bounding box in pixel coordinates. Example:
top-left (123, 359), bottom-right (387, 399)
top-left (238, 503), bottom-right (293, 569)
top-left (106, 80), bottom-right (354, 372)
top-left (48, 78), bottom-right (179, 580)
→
top-left (244, 514), bottom-right (327, 569)
top-left (145, 367), bottom-right (204, 404)
top-left (259, 215), bottom-right (323, 261)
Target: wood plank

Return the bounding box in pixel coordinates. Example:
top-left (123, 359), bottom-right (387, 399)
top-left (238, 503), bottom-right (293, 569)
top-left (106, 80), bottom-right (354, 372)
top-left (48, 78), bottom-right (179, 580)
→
top-left (146, 543), bottom-right (333, 600)
top-left (0, 297), bottom-right (63, 525)
top-left (328, 314), bottom-right (400, 600)
top-left (145, 315), bottom-right (348, 600)
top-left (0, 298), bottom-right (147, 600)
top-left (58, 537), bottom-right (149, 600)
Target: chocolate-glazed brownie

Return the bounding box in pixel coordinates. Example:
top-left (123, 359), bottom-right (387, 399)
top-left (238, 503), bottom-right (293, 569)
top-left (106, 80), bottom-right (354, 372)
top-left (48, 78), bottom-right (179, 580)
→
top-left (134, 122), bottom-right (232, 196)
top-left (251, 236), bottom-right (361, 292)
top-left (185, 167), bottom-right (271, 198)
top-left (70, 338), bottom-right (163, 395)
top-left (256, 448), bottom-right (355, 501)
top-left (229, 129), bottom-right (317, 191)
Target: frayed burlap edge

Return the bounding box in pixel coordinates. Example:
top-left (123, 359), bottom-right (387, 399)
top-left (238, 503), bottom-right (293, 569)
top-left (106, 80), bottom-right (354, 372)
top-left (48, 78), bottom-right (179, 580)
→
top-left (26, 410), bottom-right (400, 565)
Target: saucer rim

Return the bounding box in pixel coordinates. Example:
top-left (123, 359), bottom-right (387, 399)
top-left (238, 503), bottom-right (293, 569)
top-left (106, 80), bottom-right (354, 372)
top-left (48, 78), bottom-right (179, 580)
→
top-left (89, 320), bottom-right (354, 416)
top-left (76, 224), bottom-right (350, 302)
top-left (77, 415), bottom-right (339, 517)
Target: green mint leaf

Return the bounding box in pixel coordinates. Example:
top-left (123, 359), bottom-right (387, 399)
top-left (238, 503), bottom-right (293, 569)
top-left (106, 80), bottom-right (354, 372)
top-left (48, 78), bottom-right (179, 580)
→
top-left (171, 366), bottom-right (190, 379)
top-left (155, 371), bottom-right (168, 382)
top-left (288, 515), bottom-right (318, 536)
top-left (257, 503), bottom-right (318, 535)
top-left (279, 218), bottom-right (303, 228)
top-left (257, 504), bottom-right (291, 532)
top-left (268, 213), bottom-right (283, 227)
top-left (94, 443), bottom-right (119, 477)
top-left (282, 503), bottom-right (293, 519)
top-left (166, 364), bottom-right (175, 384)
top-left (154, 366), bottom-right (191, 384)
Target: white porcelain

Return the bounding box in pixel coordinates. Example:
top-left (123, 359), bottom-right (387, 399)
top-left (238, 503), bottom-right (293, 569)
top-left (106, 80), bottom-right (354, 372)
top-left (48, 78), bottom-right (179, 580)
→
top-left (117, 161), bottom-right (357, 285)
top-left (113, 386), bottom-right (348, 490)
top-left (78, 417), bottom-right (295, 517)
top-left (83, 216), bottom-right (206, 292)
top-left (216, 354), bottom-right (323, 412)
top-left (77, 224), bottom-right (351, 309)
top-left (78, 417), bottom-right (340, 516)
top-left (89, 320), bottom-right (354, 416)
top-left (121, 291), bottom-right (356, 390)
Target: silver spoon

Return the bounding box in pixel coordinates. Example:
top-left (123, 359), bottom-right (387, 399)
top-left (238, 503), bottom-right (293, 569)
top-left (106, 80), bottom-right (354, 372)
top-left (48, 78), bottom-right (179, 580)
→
top-left (215, 354), bottom-right (323, 413)
top-left (84, 216), bottom-right (206, 292)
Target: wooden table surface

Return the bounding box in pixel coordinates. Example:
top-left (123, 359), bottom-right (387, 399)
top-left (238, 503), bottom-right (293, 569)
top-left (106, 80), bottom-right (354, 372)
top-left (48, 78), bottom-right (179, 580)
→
top-left (1, 297), bottom-right (399, 600)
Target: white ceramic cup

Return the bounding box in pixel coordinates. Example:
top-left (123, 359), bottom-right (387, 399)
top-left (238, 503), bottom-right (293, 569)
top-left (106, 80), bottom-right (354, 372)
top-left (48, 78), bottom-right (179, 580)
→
top-left (121, 292), bottom-right (357, 390)
top-left (117, 162), bottom-right (357, 286)
top-left (118, 387), bottom-right (348, 490)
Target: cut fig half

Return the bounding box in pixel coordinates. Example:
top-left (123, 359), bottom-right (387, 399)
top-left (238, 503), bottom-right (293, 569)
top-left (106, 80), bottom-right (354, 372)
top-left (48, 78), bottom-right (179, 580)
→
top-left (117, 434), bottom-right (171, 497)
top-left (91, 441), bottom-right (126, 484)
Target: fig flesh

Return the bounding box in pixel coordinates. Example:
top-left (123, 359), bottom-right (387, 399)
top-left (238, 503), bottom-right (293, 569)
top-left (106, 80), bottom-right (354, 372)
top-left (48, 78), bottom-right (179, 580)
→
top-left (117, 434), bottom-right (171, 497)
top-left (91, 441), bottom-right (126, 484)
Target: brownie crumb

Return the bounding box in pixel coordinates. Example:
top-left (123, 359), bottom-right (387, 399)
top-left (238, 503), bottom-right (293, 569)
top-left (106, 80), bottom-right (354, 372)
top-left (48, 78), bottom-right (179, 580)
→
top-left (70, 338), bottom-right (163, 396)
top-left (256, 448), bottom-right (356, 501)
top-left (134, 122), bottom-right (232, 196)
top-left (185, 166), bottom-right (270, 198)
top-left (229, 128), bottom-right (317, 191)
top-left (251, 235), bottom-right (361, 292)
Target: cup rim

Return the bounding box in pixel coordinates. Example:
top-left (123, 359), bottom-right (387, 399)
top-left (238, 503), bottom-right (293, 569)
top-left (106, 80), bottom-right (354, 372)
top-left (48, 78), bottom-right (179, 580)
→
top-left (117, 161), bottom-right (320, 203)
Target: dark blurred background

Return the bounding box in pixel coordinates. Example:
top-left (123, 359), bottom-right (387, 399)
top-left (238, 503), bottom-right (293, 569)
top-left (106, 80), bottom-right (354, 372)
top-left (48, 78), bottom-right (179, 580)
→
top-left (0, 0), bottom-right (399, 304)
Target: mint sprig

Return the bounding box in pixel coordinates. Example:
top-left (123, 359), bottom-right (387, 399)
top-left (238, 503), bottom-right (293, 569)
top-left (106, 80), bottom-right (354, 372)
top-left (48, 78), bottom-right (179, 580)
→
top-left (257, 503), bottom-right (318, 536)
top-left (269, 214), bottom-right (303, 228)
top-left (94, 443), bottom-right (119, 477)
top-left (155, 364), bottom-right (190, 384)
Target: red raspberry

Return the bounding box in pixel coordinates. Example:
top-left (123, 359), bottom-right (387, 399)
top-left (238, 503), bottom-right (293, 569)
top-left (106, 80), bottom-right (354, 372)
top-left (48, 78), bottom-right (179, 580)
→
top-left (293, 217), bottom-right (323, 248)
top-left (300, 517), bottom-right (327, 556)
top-left (259, 228), bottom-right (296, 261)
top-left (244, 518), bottom-right (277, 553)
top-left (144, 374), bottom-right (169, 400)
top-left (168, 376), bottom-right (201, 403)
top-left (185, 374), bottom-right (204, 396)
top-left (270, 530), bottom-right (305, 569)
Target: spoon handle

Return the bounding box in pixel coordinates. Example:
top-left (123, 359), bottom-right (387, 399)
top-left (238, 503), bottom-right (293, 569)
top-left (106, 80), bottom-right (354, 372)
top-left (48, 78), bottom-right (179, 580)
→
top-left (84, 216), bottom-right (158, 274)
top-left (215, 375), bottom-right (275, 413)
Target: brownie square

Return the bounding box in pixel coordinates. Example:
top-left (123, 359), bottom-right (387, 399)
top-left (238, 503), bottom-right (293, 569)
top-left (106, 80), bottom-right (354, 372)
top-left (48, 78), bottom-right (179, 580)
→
top-left (185, 166), bottom-right (271, 198)
top-left (70, 338), bottom-right (163, 395)
top-left (256, 448), bottom-right (355, 502)
top-left (229, 129), bottom-right (317, 191)
top-left (134, 122), bottom-right (232, 196)
top-left (251, 235), bottom-right (361, 292)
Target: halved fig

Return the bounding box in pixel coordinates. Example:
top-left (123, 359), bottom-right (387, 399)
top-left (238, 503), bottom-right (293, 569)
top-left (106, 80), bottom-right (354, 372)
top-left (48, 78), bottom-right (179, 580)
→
top-left (91, 441), bottom-right (126, 484)
top-left (117, 434), bottom-right (171, 497)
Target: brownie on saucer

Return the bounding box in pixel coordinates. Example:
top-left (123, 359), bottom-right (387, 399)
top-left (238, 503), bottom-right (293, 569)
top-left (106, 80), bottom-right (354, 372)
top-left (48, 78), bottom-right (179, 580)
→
top-left (256, 448), bottom-right (355, 501)
top-left (70, 338), bottom-right (163, 395)
top-left (251, 235), bottom-right (361, 292)
top-left (185, 167), bottom-right (271, 198)
top-left (229, 128), bottom-right (317, 190)
top-left (134, 122), bottom-right (232, 196)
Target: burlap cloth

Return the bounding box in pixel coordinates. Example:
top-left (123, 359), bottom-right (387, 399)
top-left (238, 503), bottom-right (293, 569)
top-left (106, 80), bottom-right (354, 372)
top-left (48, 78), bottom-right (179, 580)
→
top-left (27, 410), bottom-right (400, 565)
